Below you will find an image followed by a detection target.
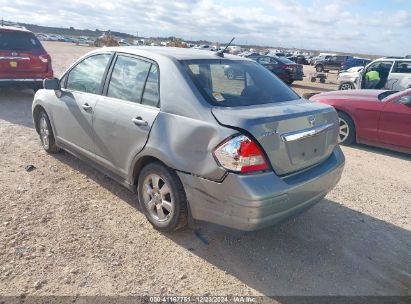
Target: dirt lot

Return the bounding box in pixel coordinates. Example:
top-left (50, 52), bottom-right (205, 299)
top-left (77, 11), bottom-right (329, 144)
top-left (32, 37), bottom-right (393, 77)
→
top-left (0, 42), bottom-right (410, 297)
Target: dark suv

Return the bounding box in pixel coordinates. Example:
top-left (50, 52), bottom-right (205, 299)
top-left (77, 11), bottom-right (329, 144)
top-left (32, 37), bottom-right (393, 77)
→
top-left (315, 55), bottom-right (352, 72)
top-left (0, 26), bottom-right (53, 91)
top-left (340, 58), bottom-right (371, 72)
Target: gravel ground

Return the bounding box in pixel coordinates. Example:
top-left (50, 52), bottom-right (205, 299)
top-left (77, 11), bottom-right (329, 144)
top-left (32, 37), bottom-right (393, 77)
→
top-left (0, 42), bottom-right (410, 297)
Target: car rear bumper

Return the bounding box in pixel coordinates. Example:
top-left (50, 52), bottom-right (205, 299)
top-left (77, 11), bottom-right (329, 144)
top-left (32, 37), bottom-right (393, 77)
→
top-left (0, 78), bottom-right (44, 88)
top-left (178, 146), bottom-right (345, 231)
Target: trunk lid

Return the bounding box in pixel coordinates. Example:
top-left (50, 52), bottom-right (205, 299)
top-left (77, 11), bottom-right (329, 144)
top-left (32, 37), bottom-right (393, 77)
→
top-left (0, 30), bottom-right (48, 76)
top-left (0, 50), bottom-right (48, 74)
top-left (212, 99), bottom-right (339, 175)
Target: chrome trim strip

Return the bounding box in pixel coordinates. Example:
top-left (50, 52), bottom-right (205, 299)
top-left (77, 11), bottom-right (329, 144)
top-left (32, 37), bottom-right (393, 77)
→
top-left (0, 78), bottom-right (43, 82)
top-left (281, 123), bottom-right (334, 142)
top-left (0, 56), bottom-right (30, 60)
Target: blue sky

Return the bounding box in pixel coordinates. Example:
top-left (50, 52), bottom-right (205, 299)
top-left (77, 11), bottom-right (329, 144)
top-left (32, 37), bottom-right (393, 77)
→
top-left (1, 0), bottom-right (410, 55)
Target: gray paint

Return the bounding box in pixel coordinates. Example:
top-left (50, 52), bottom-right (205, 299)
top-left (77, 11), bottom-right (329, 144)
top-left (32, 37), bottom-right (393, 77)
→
top-left (32, 46), bottom-right (345, 231)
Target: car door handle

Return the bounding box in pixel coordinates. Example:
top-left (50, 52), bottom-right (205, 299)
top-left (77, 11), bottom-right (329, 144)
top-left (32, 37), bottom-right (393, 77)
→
top-left (81, 103), bottom-right (92, 111)
top-left (132, 117), bottom-right (148, 126)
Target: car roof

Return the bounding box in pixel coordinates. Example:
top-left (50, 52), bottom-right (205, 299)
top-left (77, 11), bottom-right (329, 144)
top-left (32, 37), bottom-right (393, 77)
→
top-left (374, 57), bottom-right (411, 62)
top-left (0, 25), bottom-right (32, 33)
top-left (90, 46), bottom-right (251, 61)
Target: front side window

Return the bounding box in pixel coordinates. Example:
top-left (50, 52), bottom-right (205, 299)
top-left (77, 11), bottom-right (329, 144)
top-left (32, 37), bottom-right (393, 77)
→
top-left (183, 59), bottom-right (300, 107)
top-left (107, 55), bottom-right (152, 103)
top-left (257, 57), bottom-right (271, 65)
top-left (66, 54), bottom-right (111, 94)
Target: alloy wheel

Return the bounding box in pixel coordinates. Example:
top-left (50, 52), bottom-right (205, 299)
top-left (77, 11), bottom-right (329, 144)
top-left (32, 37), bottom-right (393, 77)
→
top-left (340, 83), bottom-right (352, 90)
top-left (338, 117), bottom-right (349, 143)
top-left (142, 174), bottom-right (174, 223)
top-left (39, 116), bottom-right (50, 149)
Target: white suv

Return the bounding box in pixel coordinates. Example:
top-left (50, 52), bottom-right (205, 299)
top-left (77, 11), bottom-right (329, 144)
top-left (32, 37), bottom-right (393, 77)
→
top-left (338, 58), bottom-right (411, 91)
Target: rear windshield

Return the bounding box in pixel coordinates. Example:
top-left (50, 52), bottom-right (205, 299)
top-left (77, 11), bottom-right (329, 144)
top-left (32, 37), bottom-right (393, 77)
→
top-left (277, 57), bottom-right (295, 64)
top-left (181, 59), bottom-right (300, 107)
top-left (0, 31), bottom-right (43, 51)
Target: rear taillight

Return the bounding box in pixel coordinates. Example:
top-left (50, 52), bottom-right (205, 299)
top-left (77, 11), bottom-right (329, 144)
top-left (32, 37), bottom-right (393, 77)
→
top-left (282, 65), bottom-right (293, 71)
top-left (213, 135), bottom-right (269, 173)
top-left (39, 53), bottom-right (52, 73)
top-left (39, 54), bottom-right (50, 63)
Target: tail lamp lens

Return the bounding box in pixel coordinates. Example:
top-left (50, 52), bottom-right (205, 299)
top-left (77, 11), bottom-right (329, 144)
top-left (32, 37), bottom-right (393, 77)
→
top-left (213, 135), bottom-right (269, 173)
top-left (39, 55), bottom-right (49, 63)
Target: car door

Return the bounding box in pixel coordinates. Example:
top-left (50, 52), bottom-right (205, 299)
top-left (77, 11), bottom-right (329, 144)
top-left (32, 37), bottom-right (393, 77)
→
top-left (52, 53), bottom-right (113, 157)
top-left (378, 92), bottom-right (411, 150)
top-left (359, 61), bottom-right (393, 89)
top-left (387, 61), bottom-right (411, 90)
top-left (92, 54), bottom-right (160, 179)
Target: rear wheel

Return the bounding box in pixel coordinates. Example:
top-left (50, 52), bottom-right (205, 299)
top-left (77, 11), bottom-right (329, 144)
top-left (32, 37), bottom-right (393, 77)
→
top-left (337, 112), bottom-right (355, 145)
top-left (285, 80), bottom-right (294, 85)
top-left (339, 82), bottom-right (354, 90)
top-left (37, 111), bottom-right (61, 153)
top-left (138, 162), bottom-right (188, 232)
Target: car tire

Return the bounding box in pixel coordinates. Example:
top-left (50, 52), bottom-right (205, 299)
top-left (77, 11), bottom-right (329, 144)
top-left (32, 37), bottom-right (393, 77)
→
top-left (285, 80), bottom-right (294, 85)
top-left (337, 112), bottom-right (356, 145)
top-left (316, 65), bottom-right (324, 72)
top-left (138, 162), bottom-right (188, 232)
top-left (339, 82), bottom-right (354, 90)
top-left (226, 68), bottom-right (235, 80)
top-left (37, 111), bottom-right (61, 153)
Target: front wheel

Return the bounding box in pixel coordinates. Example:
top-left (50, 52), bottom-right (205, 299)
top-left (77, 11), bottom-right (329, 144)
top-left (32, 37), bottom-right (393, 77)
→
top-left (37, 111), bottom-right (61, 153)
top-left (337, 112), bottom-right (356, 145)
top-left (339, 82), bottom-right (354, 90)
top-left (138, 162), bottom-right (188, 232)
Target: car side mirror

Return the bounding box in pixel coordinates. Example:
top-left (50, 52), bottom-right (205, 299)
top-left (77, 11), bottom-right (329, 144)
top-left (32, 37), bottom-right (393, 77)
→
top-left (43, 78), bottom-right (61, 91)
top-left (44, 78), bottom-right (62, 97)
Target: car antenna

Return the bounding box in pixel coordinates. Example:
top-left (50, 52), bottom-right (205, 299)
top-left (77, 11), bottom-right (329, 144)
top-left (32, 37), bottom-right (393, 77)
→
top-left (215, 37), bottom-right (235, 58)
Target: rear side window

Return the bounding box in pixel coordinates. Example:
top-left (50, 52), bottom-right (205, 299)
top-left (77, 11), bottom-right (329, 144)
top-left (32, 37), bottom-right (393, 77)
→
top-left (0, 31), bottom-right (43, 51)
top-left (392, 61), bottom-right (411, 73)
top-left (66, 54), bottom-right (111, 94)
top-left (107, 55), bottom-right (152, 103)
top-left (183, 59), bottom-right (300, 107)
top-left (141, 65), bottom-right (159, 107)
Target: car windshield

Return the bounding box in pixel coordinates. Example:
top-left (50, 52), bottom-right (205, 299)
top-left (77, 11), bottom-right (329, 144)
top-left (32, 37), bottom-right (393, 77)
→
top-left (181, 59), bottom-right (300, 107)
top-left (378, 90), bottom-right (398, 100)
top-left (0, 31), bottom-right (43, 51)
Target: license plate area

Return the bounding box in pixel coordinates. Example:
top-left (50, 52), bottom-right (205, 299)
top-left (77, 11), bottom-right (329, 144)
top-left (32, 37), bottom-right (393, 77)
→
top-left (286, 134), bottom-right (327, 165)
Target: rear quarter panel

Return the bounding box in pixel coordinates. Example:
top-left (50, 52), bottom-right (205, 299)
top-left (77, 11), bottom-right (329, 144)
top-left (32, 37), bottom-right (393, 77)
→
top-left (312, 97), bottom-right (383, 143)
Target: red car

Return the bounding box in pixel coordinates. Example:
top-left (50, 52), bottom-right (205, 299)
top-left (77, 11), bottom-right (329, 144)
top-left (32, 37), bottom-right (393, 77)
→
top-left (310, 89), bottom-right (411, 154)
top-left (0, 25), bottom-right (53, 91)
